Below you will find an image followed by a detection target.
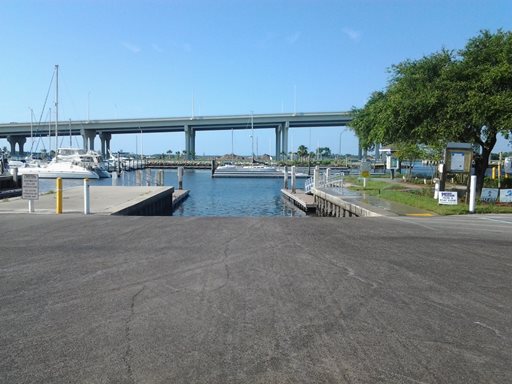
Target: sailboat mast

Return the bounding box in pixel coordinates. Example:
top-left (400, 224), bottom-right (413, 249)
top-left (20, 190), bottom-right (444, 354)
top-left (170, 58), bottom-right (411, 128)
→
top-left (251, 111), bottom-right (254, 162)
top-left (55, 64), bottom-right (59, 156)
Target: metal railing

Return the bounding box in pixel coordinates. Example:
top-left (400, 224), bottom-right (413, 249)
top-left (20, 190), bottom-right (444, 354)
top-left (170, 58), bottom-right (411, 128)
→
top-left (305, 171), bottom-right (345, 194)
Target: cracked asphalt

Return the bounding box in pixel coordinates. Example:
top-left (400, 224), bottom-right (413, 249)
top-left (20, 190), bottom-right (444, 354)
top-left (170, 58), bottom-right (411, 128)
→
top-left (1, 214), bottom-right (511, 383)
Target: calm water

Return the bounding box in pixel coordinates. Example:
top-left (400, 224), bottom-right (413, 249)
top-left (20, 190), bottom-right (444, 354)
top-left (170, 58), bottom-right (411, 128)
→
top-left (38, 169), bottom-right (307, 217)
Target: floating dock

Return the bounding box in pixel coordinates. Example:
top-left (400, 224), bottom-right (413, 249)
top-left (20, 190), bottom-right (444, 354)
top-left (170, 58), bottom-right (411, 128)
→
top-left (0, 186), bottom-right (189, 216)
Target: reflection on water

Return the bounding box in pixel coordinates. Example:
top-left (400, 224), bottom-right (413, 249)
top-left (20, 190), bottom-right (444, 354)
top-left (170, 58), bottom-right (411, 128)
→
top-left (38, 169), bottom-right (307, 217)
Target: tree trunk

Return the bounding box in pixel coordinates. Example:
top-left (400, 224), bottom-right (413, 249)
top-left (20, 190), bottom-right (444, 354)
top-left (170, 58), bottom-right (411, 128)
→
top-left (474, 150), bottom-right (489, 197)
top-left (474, 134), bottom-right (497, 197)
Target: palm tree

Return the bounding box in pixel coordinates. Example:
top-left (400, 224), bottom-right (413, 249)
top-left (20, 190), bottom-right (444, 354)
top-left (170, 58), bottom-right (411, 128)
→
top-left (297, 145), bottom-right (308, 161)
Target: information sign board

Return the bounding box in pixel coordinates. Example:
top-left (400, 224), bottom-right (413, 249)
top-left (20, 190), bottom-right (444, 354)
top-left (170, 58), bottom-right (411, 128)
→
top-left (444, 144), bottom-right (473, 173)
top-left (480, 188), bottom-right (499, 203)
top-left (438, 191), bottom-right (458, 205)
top-left (499, 189), bottom-right (512, 203)
top-left (449, 152), bottom-right (465, 172)
top-left (22, 174), bottom-right (39, 200)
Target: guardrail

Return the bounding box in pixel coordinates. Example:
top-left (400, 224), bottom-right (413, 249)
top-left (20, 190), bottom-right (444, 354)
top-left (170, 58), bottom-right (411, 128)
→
top-left (304, 170), bottom-right (345, 194)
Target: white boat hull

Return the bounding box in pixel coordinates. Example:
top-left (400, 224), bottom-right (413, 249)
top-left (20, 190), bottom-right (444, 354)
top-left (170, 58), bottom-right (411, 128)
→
top-left (11, 164), bottom-right (99, 179)
top-left (214, 165), bottom-right (309, 178)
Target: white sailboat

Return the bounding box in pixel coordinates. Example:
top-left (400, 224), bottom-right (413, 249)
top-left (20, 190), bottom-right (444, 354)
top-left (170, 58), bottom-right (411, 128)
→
top-left (9, 65), bottom-right (99, 179)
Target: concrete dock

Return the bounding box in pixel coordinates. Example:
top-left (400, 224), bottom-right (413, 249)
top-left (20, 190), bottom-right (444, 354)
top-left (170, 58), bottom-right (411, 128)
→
top-left (281, 188), bottom-right (316, 213)
top-left (0, 186), bottom-right (189, 215)
top-left (1, 214), bottom-right (511, 383)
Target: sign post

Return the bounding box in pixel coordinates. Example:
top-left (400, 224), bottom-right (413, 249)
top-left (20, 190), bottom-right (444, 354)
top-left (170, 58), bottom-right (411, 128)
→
top-left (360, 161), bottom-right (371, 188)
top-left (22, 174), bottom-right (39, 213)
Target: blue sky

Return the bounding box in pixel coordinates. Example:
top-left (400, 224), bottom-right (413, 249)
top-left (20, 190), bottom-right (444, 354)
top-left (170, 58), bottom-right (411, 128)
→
top-left (1, 0), bottom-right (511, 156)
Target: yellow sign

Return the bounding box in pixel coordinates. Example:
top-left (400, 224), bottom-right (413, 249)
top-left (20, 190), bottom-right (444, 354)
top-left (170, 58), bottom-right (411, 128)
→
top-left (361, 171), bottom-right (370, 178)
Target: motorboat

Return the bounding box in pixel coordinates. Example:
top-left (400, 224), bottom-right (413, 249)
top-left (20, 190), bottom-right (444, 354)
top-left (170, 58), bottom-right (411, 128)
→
top-left (213, 163), bottom-right (309, 178)
top-left (9, 158), bottom-right (99, 179)
top-left (56, 148), bottom-right (111, 178)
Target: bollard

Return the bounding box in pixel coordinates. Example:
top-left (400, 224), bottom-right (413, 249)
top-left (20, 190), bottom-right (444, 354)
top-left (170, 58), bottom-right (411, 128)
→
top-left (434, 180), bottom-right (440, 199)
top-left (492, 167), bottom-right (496, 180)
top-left (469, 175), bottom-right (476, 213)
top-left (28, 200), bottom-right (34, 213)
top-left (56, 177), bottom-right (63, 214)
top-left (291, 166), bottom-right (296, 194)
top-left (83, 178), bottom-right (90, 215)
top-left (178, 167), bottom-right (184, 190)
top-left (283, 165), bottom-right (288, 189)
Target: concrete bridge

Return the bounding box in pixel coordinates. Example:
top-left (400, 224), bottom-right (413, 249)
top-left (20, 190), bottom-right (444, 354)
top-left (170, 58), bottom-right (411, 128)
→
top-left (0, 111), bottom-right (353, 160)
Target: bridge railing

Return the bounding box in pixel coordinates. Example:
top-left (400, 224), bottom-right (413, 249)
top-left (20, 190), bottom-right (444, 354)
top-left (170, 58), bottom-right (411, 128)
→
top-left (305, 171), bottom-right (345, 194)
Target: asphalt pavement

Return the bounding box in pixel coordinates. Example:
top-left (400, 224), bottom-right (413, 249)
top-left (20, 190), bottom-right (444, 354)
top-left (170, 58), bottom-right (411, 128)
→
top-left (1, 214), bottom-right (511, 383)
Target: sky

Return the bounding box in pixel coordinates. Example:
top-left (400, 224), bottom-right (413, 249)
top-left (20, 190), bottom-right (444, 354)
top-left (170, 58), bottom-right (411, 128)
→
top-left (1, 0), bottom-right (512, 156)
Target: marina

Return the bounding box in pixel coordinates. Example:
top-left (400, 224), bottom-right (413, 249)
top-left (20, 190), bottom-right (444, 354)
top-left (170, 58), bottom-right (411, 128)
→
top-left (0, 169), bottom-right (306, 217)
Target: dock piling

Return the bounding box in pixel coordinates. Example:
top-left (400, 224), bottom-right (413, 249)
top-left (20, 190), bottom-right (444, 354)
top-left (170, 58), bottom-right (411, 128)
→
top-left (291, 166), bottom-right (296, 194)
top-left (12, 167), bottom-right (18, 187)
top-left (178, 167), bottom-right (184, 190)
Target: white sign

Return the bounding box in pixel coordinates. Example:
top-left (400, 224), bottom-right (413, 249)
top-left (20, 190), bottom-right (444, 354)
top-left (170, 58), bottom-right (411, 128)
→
top-left (438, 191), bottom-right (458, 205)
top-left (450, 152), bottom-right (465, 172)
top-left (22, 174), bottom-right (39, 200)
top-left (480, 188), bottom-right (499, 203)
top-left (499, 189), bottom-right (512, 203)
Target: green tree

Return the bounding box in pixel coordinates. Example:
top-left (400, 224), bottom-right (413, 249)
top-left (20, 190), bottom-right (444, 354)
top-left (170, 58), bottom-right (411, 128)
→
top-left (395, 143), bottom-right (426, 179)
top-left (352, 30), bottom-right (512, 195)
top-left (297, 145), bottom-right (308, 160)
top-left (318, 147), bottom-right (332, 158)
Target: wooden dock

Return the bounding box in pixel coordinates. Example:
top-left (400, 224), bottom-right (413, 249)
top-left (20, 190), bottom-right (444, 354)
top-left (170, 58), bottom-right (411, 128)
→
top-left (281, 189), bottom-right (316, 213)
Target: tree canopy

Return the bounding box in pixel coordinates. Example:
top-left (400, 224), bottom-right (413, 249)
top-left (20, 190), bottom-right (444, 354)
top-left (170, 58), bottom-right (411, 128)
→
top-left (351, 29), bottom-right (512, 193)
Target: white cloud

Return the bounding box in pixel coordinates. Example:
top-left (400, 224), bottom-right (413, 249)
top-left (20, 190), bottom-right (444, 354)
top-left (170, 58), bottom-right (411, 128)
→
top-left (122, 42), bottom-right (141, 54)
top-left (286, 31), bottom-right (301, 45)
top-left (342, 28), bottom-right (361, 42)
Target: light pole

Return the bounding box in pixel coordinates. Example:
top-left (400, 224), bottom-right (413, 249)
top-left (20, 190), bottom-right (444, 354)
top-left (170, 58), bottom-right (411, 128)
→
top-left (28, 107), bottom-right (34, 153)
top-left (338, 128), bottom-right (346, 158)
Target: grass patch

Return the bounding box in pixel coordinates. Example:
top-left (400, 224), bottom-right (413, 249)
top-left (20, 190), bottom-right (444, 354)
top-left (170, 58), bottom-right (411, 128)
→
top-left (345, 176), bottom-right (512, 215)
